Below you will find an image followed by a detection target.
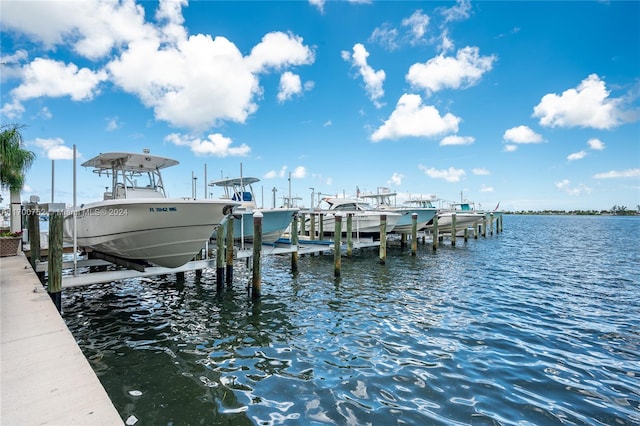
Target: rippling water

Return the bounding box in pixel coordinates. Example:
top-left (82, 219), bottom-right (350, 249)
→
top-left (62, 215), bottom-right (640, 425)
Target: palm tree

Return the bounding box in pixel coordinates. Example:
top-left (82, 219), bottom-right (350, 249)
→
top-left (1, 124), bottom-right (35, 232)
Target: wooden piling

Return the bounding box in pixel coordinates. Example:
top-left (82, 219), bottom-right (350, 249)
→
top-left (47, 207), bottom-right (63, 313)
top-left (216, 223), bottom-right (225, 290)
top-left (319, 213), bottom-right (324, 240)
top-left (291, 214), bottom-right (299, 272)
top-left (379, 214), bottom-right (387, 264)
top-left (334, 214), bottom-right (342, 276)
top-left (251, 211), bottom-right (262, 299)
top-left (26, 203), bottom-right (43, 282)
top-left (489, 213), bottom-right (494, 236)
top-left (464, 227), bottom-right (468, 242)
top-left (482, 214), bottom-right (487, 238)
top-left (411, 213), bottom-right (417, 256)
top-left (451, 213), bottom-right (457, 247)
top-left (432, 214), bottom-right (439, 251)
top-left (346, 213), bottom-right (353, 257)
top-left (309, 213), bottom-right (316, 240)
top-left (401, 233), bottom-right (407, 249)
top-left (474, 221), bottom-right (479, 239)
top-left (226, 216), bottom-right (234, 285)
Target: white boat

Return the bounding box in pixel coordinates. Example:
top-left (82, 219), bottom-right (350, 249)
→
top-left (360, 188), bottom-right (437, 234)
top-left (308, 197), bottom-right (401, 238)
top-left (432, 201), bottom-right (485, 235)
top-left (208, 176), bottom-right (298, 244)
top-left (63, 151), bottom-right (238, 268)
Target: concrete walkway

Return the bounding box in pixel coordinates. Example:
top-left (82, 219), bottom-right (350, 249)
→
top-left (1, 252), bottom-right (123, 425)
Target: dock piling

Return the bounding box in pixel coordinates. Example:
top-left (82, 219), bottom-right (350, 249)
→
top-left (251, 212), bottom-right (262, 299)
top-left (216, 224), bottom-right (225, 289)
top-left (411, 213), bottom-right (417, 256)
top-left (346, 213), bottom-right (353, 257)
top-left (226, 216), bottom-right (234, 285)
top-left (379, 214), bottom-right (387, 264)
top-left (334, 214), bottom-right (342, 276)
top-left (47, 204), bottom-right (64, 313)
top-left (451, 213), bottom-right (457, 247)
top-left (432, 215), bottom-right (439, 251)
top-left (291, 214), bottom-right (299, 272)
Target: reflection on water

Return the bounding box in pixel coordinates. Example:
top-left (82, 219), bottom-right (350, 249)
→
top-left (63, 215), bottom-right (640, 425)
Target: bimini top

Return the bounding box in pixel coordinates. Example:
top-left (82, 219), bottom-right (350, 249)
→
top-left (208, 177), bottom-right (261, 187)
top-left (81, 152), bottom-right (179, 171)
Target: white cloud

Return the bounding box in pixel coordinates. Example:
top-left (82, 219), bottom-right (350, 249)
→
top-left (555, 179), bottom-right (592, 196)
top-left (587, 138), bottom-right (605, 150)
top-left (503, 125), bottom-right (543, 144)
top-left (368, 23), bottom-right (399, 51)
top-left (309, 0), bottom-right (325, 14)
top-left (406, 46), bottom-right (496, 94)
top-left (0, 0), bottom-right (152, 59)
top-left (3, 1), bottom-right (315, 131)
top-left (389, 172), bottom-right (403, 186)
top-left (567, 151), bottom-right (587, 161)
top-left (593, 169), bottom-right (640, 179)
top-left (371, 93), bottom-right (460, 142)
top-left (504, 144), bottom-right (518, 152)
top-left (277, 71), bottom-right (302, 103)
top-left (441, 0), bottom-right (472, 23)
top-left (11, 58), bottom-right (107, 103)
top-left (480, 184), bottom-right (494, 192)
top-left (472, 168), bottom-right (490, 175)
top-left (264, 166), bottom-right (287, 179)
top-left (418, 164), bottom-right (465, 182)
top-left (440, 135), bottom-right (474, 146)
top-left (533, 74), bottom-right (630, 129)
top-left (292, 166), bottom-right (307, 179)
top-left (165, 133), bottom-right (250, 157)
top-left (105, 117), bottom-right (120, 131)
top-left (323, 120), bottom-right (332, 127)
top-left (31, 137), bottom-right (76, 160)
top-left (401, 10), bottom-right (429, 45)
top-left (342, 43), bottom-right (386, 107)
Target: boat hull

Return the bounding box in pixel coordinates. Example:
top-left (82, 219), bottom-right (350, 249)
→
top-left (388, 208), bottom-right (437, 234)
top-left (229, 208), bottom-right (298, 244)
top-left (428, 212), bottom-right (484, 233)
top-left (64, 199), bottom-right (236, 268)
top-left (310, 212), bottom-right (401, 238)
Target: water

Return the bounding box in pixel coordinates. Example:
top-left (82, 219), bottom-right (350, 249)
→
top-left (61, 215), bottom-right (640, 425)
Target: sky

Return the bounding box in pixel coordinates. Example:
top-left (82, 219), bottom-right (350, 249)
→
top-left (1, 0), bottom-right (639, 212)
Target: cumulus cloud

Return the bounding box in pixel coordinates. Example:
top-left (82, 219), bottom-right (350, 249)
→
top-left (402, 10), bottom-right (429, 45)
top-left (441, 0), bottom-right (472, 23)
top-left (480, 184), bottom-right (494, 192)
top-left (264, 166), bottom-right (287, 179)
top-left (418, 164), bottom-right (465, 182)
top-left (368, 23), bottom-right (399, 51)
top-left (292, 166), bottom-right (307, 178)
top-left (1, 1), bottom-right (315, 132)
top-left (406, 46), bottom-right (496, 94)
top-left (593, 169), bottom-right (640, 179)
top-left (533, 74), bottom-right (634, 129)
top-left (31, 137), bottom-right (76, 160)
top-left (371, 93), bottom-right (460, 142)
top-left (472, 168), bottom-right (490, 175)
top-left (278, 71), bottom-right (302, 103)
top-left (587, 138), bottom-right (605, 150)
top-left (10, 58), bottom-right (108, 102)
top-left (342, 43), bottom-right (386, 107)
top-left (503, 125), bottom-right (543, 144)
top-left (165, 133), bottom-right (250, 157)
top-left (567, 150), bottom-right (587, 161)
top-left (440, 135), bottom-right (474, 146)
top-left (555, 179), bottom-right (591, 196)
top-left (389, 172), bottom-right (403, 186)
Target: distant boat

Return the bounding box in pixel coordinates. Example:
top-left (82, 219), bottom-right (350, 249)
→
top-left (432, 200), bottom-right (485, 235)
top-left (63, 151), bottom-right (238, 268)
top-left (360, 187), bottom-right (437, 234)
top-left (308, 197), bottom-right (401, 238)
top-left (208, 176), bottom-right (298, 244)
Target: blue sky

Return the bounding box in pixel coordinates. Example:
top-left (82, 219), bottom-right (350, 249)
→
top-left (1, 0), bottom-right (639, 211)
